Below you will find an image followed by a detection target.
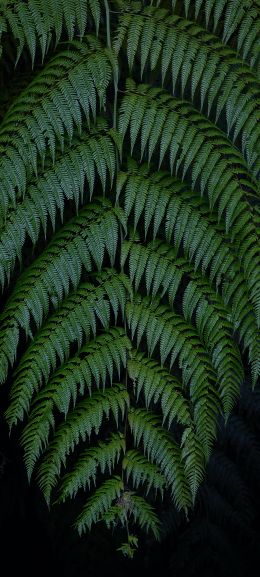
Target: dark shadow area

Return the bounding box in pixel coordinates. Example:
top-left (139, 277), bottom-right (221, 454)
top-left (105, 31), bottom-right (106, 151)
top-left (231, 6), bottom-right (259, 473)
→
top-left (1, 382), bottom-right (260, 577)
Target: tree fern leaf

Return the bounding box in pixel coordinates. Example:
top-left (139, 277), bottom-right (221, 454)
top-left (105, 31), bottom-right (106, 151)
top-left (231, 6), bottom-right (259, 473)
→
top-left (119, 89), bottom-right (260, 323)
top-left (0, 37), bottom-right (115, 220)
top-left (128, 494), bottom-right (161, 539)
top-left (0, 199), bottom-right (120, 383)
top-left (182, 0), bottom-right (260, 68)
top-left (140, 17), bottom-right (156, 78)
top-left (1, 0), bottom-right (259, 548)
top-left (57, 432), bottom-right (126, 502)
top-left (0, 0), bottom-right (105, 63)
top-left (117, 9), bottom-right (260, 169)
top-left (34, 385), bottom-right (129, 500)
top-left (75, 476), bottom-right (124, 535)
top-left (6, 290), bottom-right (130, 427)
top-left (117, 168), bottom-right (235, 287)
top-left (181, 427), bottom-right (205, 502)
top-left (122, 450), bottom-right (165, 496)
top-left (128, 351), bottom-right (191, 428)
top-left (0, 122), bottom-right (118, 282)
top-left (119, 83), bottom-right (258, 224)
top-left (127, 296), bottom-right (220, 457)
top-left (128, 408), bottom-right (191, 510)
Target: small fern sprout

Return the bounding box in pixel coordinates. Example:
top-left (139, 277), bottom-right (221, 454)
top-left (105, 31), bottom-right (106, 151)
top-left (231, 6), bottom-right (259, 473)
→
top-left (117, 534), bottom-right (139, 559)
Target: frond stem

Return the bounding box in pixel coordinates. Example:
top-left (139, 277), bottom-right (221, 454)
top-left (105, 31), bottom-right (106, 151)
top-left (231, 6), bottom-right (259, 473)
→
top-left (104, 0), bottom-right (111, 48)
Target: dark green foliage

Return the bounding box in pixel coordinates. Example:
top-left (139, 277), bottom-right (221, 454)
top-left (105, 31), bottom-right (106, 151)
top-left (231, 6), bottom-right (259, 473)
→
top-left (162, 381), bottom-right (260, 577)
top-left (0, 0), bottom-right (259, 552)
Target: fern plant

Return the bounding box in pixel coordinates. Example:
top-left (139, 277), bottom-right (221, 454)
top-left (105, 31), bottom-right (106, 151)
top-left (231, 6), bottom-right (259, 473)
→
top-left (162, 380), bottom-right (260, 577)
top-left (0, 0), bottom-right (259, 553)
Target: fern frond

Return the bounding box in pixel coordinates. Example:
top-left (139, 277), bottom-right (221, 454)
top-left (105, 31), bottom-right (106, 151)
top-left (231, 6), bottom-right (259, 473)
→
top-left (181, 426), bottom-right (206, 503)
top-left (122, 450), bottom-right (165, 496)
top-left (103, 496), bottom-right (161, 546)
top-left (115, 7), bottom-right (260, 173)
top-left (221, 274), bottom-right (260, 385)
top-left (127, 351), bottom-right (191, 428)
top-left (127, 296), bottom-right (221, 457)
top-left (58, 432), bottom-right (126, 502)
top-left (121, 237), bottom-right (182, 301)
top-left (31, 384), bottom-right (129, 500)
top-left (128, 408), bottom-right (191, 509)
top-left (118, 168), bottom-right (234, 284)
top-left (183, 285), bottom-right (244, 415)
top-left (6, 310), bottom-right (131, 427)
top-left (0, 37), bottom-right (116, 221)
top-left (1, 0), bottom-right (259, 549)
top-left (124, 240), bottom-right (244, 415)
top-left (181, 0), bottom-right (260, 68)
top-left (127, 353), bottom-right (206, 502)
top-left (0, 120), bottom-right (119, 282)
top-left (119, 81), bottom-right (258, 219)
top-left (19, 360), bottom-right (128, 478)
top-left (237, 8), bottom-right (260, 67)
top-left (127, 494), bottom-right (161, 539)
top-left (118, 97), bottom-right (260, 325)
top-left (0, 199), bottom-right (123, 383)
top-left (75, 476), bottom-right (124, 535)
top-left (0, 0), bottom-right (105, 64)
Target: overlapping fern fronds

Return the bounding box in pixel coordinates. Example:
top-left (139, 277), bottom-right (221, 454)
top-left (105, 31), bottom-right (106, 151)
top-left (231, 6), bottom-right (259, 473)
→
top-left (0, 0), bottom-right (259, 552)
top-left (162, 381), bottom-right (260, 577)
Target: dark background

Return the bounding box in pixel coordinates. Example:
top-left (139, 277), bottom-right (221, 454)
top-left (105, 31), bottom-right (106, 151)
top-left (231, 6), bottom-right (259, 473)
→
top-left (1, 380), bottom-right (260, 577)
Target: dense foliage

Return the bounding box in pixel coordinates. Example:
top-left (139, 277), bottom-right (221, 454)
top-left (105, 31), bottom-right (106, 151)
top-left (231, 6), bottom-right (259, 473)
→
top-left (0, 0), bottom-right (259, 555)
